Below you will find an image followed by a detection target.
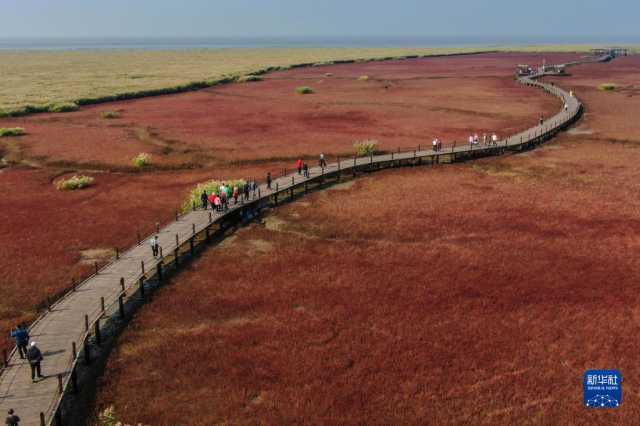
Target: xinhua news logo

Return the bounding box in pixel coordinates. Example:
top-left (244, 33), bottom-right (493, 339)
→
top-left (584, 370), bottom-right (622, 408)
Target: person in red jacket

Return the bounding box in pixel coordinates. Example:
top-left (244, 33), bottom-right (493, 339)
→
top-left (296, 158), bottom-right (303, 175)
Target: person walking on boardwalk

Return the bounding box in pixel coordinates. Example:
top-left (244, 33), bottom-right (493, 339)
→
top-left (213, 194), bottom-right (221, 212)
top-left (243, 181), bottom-right (250, 200)
top-left (491, 133), bottom-right (498, 146)
top-left (473, 133), bottom-right (479, 145)
top-left (200, 190), bottom-right (208, 210)
top-left (232, 186), bottom-right (239, 204)
top-left (539, 115), bottom-right (544, 126)
top-left (10, 325), bottom-right (29, 359)
top-left (303, 162), bottom-right (309, 178)
top-left (296, 158), bottom-right (303, 175)
top-left (468, 135), bottom-right (474, 147)
top-left (26, 342), bottom-right (44, 382)
top-left (5, 409), bottom-right (20, 426)
top-left (267, 172), bottom-right (272, 189)
top-left (483, 133), bottom-right (488, 145)
top-left (432, 138), bottom-right (438, 152)
top-left (319, 153), bottom-right (326, 168)
top-left (150, 235), bottom-right (159, 258)
top-left (220, 189), bottom-right (228, 211)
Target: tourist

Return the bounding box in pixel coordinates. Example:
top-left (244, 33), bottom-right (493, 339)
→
top-left (207, 193), bottom-right (216, 211)
top-left (5, 409), bottom-right (20, 426)
top-left (219, 182), bottom-right (226, 197)
top-left (319, 153), bottom-right (326, 168)
top-left (469, 135), bottom-right (474, 147)
top-left (267, 172), bottom-right (272, 189)
top-left (10, 324), bottom-right (29, 359)
top-left (564, 103), bottom-right (569, 111)
top-left (569, 90), bottom-right (574, 97)
top-left (200, 190), bottom-right (208, 210)
top-left (213, 195), bottom-right (221, 212)
top-left (220, 190), bottom-right (228, 211)
top-left (483, 133), bottom-right (487, 145)
top-left (26, 342), bottom-right (44, 383)
top-left (224, 185), bottom-right (232, 200)
top-left (296, 158), bottom-right (303, 175)
top-left (492, 133), bottom-right (498, 145)
top-left (232, 186), bottom-right (239, 204)
top-left (243, 182), bottom-right (250, 200)
top-left (539, 115), bottom-right (544, 126)
top-left (432, 138), bottom-right (438, 152)
top-left (150, 235), bottom-right (159, 258)
top-left (303, 162), bottom-right (309, 178)
top-left (473, 133), bottom-right (479, 145)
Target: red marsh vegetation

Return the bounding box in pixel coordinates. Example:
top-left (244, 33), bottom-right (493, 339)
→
top-left (95, 55), bottom-right (640, 424)
top-left (0, 52), bottom-right (567, 354)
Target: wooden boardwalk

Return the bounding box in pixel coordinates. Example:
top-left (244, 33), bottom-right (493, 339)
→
top-left (0, 54), bottom-right (610, 425)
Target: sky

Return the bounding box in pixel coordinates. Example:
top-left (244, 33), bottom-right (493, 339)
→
top-left (1, 0), bottom-right (638, 41)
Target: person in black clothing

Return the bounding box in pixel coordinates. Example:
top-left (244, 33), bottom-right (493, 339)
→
top-left (266, 172), bottom-right (272, 189)
top-left (539, 115), bottom-right (544, 126)
top-left (5, 409), bottom-right (20, 426)
top-left (200, 190), bottom-right (208, 209)
top-left (27, 342), bottom-right (44, 382)
top-left (243, 182), bottom-right (250, 199)
top-left (303, 163), bottom-right (309, 178)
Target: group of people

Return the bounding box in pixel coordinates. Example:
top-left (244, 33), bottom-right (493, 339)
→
top-left (9, 324), bottom-right (44, 383)
top-left (432, 138), bottom-right (443, 152)
top-left (200, 181), bottom-right (257, 212)
top-left (468, 132), bottom-right (499, 147)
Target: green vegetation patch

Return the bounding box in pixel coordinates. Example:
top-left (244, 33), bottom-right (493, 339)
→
top-left (296, 86), bottom-right (314, 95)
top-left (182, 179), bottom-right (247, 213)
top-left (354, 139), bottom-right (380, 157)
top-left (56, 175), bottom-right (95, 191)
top-left (237, 75), bottom-right (263, 83)
top-left (132, 153), bottom-right (152, 168)
top-left (49, 102), bottom-right (79, 113)
top-left (598, 83), bottom-right (617, 91)
top-left (101, 111), bottom-right (120, 119)
top-left (0, 127), bottom-right (25, 137)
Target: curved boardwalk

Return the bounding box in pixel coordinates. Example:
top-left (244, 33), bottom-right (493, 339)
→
top-left (0, 54), bottom-right (612, 425)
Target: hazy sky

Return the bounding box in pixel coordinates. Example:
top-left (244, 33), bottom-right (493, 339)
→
top-left (1, 0), bottom-right (637, 40)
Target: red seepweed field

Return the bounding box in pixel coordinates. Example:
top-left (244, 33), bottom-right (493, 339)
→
top-left (0, 52), bottom-right (564, 353)
top-left (3, 51), bottom-right (640, 424)
top-left (91, 55), bottom-right (640, 424)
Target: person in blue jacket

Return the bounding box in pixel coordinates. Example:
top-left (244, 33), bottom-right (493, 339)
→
top-left (10, 325), bottom-right (29, 359)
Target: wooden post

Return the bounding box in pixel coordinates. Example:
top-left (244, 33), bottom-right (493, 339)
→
top-left (353, 156), bottom-right (356, 166)
top-left (141, 260), bottom-right (145, 275)
top-left (159, 246), bottom-right (163, 258)
top-left (46, 297), bottom-right (51, 312)
top-left (189, 237), bottom-right (194, 256)
top-left (84, 314), bottom-right (89, 333)
top-left (192, 223), bottom-right (196, 235)
top-left (94, 262), bottom-right (98, 275)
top-left (115, 247), bottom-right (119, 260)
top-left (56, 374), bottom-right (62, 393)
top-left (174, 248), bottom-right (179, 266)
top-left (84, 340), bottom-right (91, 365)
top-left (276, 182), bottom-right (279, 192)
top-left (72, 342), bottom-right (77, 360)
top-left (258, 188), bottom-right (261, 198)
top-left (192, 201), bottom-right (196, 212)
top-left (120, 277), bottom-right (125, 292)
top-left (175, 234), bottom-right (179, 246)
top-left (139, 277), bottom-right (145, 298)
top-left (40, 413), bottom-right (45, 426)
top-left (119, 295), bottom-right (125, 319)
top-left (137, 231), bottom-right (141, 244)
top-left (209, 212), bottom-right (212, 223)
top-left (100, 297), bottom-right (105, 315)
top-left (95, 319), bottom-right (101, 346)
top-left (291, 176), bottom-right (294, 185)
top-left (175, 210), bottom-right (179, 221)
top-left (156, 222), bottom-right (160, 233)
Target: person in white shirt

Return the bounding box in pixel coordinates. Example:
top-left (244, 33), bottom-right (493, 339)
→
top-left (469, 135), bottom-right (474, 147)
top-left (492, 133), bottom-right (498, 145)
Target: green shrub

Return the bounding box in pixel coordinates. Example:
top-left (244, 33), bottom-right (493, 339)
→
top-left (101, 111), bottom-right (120, 119)
top-left (0, 127), bottom-right (25, 137)
top-left (598, 83), bottom-right (617, 91)
top-left (238, 75), bottom-right (263, 83)
top-left (48, 102), bottom-right (79, 113)
top-left (56, 175), bottom-right (95, 191)
top-left (354, 139), bottom-right (380, 157)
top-left (358, 75), bottom-right (370, 81)
top-left (182, 179), bottom-right (247, 213)
top-left (132, 153), bottom-right (152, 168)
top-left (296, 86), bottom-right (314, 95)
